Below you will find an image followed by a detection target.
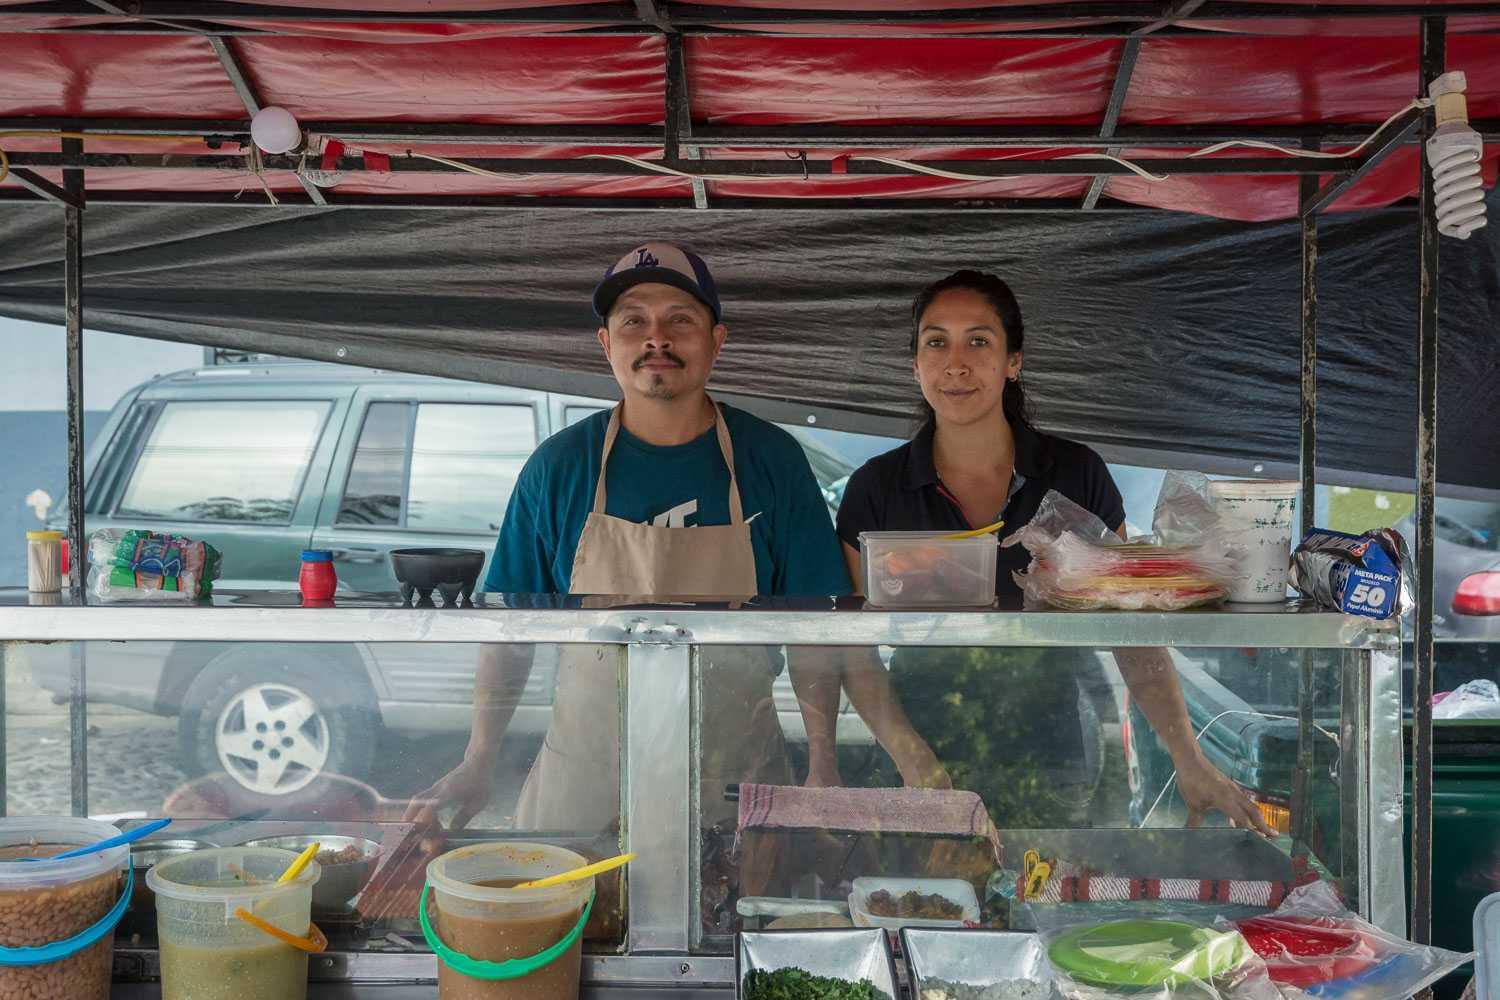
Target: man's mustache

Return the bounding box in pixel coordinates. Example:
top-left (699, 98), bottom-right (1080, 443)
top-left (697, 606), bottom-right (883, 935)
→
top-left (633, 351), bottom-right (686, 370)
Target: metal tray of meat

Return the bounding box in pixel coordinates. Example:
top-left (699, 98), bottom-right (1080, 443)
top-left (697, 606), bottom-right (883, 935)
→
top-left (902, 928), bottom-right (1058, 999)
top-left (737, 927), bottom-right (899, 1000)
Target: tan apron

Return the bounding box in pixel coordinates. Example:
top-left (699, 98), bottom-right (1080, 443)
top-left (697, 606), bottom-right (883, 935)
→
top-left (515, 402), bottom-right (792, 835)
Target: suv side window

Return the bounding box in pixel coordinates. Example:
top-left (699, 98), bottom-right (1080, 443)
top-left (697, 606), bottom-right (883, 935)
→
top-left (565, 404), bottom-right (607, 427)
top-left (116, 400), bottom-right (330, 524)
top-left (408, 403), bottom-right (535, 533)
top-left (338, 401), bottom-right (536, 534)
top-left (338, 401), bottom-right (407, 526)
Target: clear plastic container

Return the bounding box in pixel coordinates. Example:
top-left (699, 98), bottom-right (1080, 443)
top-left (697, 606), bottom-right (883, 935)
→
top-left (426, 841), bottom-right (595, 1000)
top-left (0, 817), bottom-right (129, 1000)
top-left (148, 846), bottom-right (320, 1000)
top-left (25, 530), bottom-right (64, 593)
top-left (849, 876), bottom-right (980, 931)
top-left (859, 531), bottom-right (999, 608)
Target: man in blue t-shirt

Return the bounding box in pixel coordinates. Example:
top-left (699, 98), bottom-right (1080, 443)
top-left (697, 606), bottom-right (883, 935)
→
top-left (407, 243), bottom-right (943, 837)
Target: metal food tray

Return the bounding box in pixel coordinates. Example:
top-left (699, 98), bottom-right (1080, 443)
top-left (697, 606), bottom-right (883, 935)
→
top-left (902, 928), bottom-right (1055, 996)
top-left (737, 928), bottom-right (898, 1000)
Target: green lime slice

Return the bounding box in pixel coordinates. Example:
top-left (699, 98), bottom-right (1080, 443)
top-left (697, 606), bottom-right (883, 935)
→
top-left (1048, 919), bottom-right (1251, 988)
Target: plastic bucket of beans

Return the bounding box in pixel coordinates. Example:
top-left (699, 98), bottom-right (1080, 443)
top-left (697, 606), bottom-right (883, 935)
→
top-left (0, 817), bottom-right (132, 1000)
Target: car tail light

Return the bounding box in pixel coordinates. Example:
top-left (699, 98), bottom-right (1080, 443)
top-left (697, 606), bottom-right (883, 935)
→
top-left (1249, 793), bottom-right (1292, 836)
top-left (1453, 571), bottom-right (1500, 616)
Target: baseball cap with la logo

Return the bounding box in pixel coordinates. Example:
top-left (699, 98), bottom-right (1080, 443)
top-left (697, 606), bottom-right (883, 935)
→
top-left (592, 242), bottom-right (722, 322)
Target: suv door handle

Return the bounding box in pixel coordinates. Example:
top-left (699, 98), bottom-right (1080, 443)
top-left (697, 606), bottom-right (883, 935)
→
top-left (331, 547), bottom-right (382, 565)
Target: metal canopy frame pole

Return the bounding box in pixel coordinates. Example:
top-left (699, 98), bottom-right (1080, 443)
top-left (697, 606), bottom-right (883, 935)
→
top-left (1410, 14), bottom-right (1443, 954)
top-left (1082, 34), bottom-right (1140, 210)
top-left (1291, 151), bottom-right (1319, 858)
top-left (665, 33), bottom-right (709, 211)
top-left (2, 115), bottom-right (1492, 149)
top-left (62, 135), bottom-right (89, 818)
top-left (7, 1), bottom-right (1500, 32)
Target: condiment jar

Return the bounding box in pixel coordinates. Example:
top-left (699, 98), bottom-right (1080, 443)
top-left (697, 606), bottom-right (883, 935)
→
top-left (26, 531), bottom-right (64, 593)
top-left (299, 550), bottom-right (337, 602)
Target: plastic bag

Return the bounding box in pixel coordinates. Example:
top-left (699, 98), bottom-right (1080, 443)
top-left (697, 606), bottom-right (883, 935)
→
top-left (86, 528), bottom-right (222, 602)
top-left (1434, 679), bottom-right (1500, 720)
top-left (1029, 901), bottom-right (1284, 1000)
top-left (1226, 881), bottom-right (1475, 1000)
top-left (1007, 474), bottom-right (1236, 611)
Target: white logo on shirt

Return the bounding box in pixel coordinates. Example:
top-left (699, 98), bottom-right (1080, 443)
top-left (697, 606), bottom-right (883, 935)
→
top-left (651, 499), bottom-right (698, 528)
top-left (646, 500), bottom-right (763, 529)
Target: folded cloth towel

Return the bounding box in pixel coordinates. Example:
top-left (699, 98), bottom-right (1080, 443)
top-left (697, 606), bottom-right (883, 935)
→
top-left (1022, 854), bottom-right (1323, 907)
top-left (735, 783), bottom-right (1003, 866)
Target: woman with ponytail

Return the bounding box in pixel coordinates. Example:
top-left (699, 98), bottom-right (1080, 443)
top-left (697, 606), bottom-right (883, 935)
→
top-left (822, 270), bottom-right (1272, 833)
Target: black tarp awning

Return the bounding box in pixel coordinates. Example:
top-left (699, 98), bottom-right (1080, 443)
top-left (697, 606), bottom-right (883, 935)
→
top-left (0, 197), bottom-right (1496, 497)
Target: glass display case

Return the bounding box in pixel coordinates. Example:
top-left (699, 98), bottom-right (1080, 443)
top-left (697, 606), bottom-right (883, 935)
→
top-left (0, 591), bottom-right (1403, 995)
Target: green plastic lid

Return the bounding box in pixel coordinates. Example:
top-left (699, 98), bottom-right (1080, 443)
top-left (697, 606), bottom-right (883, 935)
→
top-left (1048, 919), bottom-right (1252, 989)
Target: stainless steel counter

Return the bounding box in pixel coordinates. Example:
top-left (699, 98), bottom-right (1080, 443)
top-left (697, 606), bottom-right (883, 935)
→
top-left (112, 988), bottom-right (730, 998)
top-left (0, 588), bottom-right (1396, 649)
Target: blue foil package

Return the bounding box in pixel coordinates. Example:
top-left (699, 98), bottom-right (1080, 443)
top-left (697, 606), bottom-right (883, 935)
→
top-left (1289, 528), bottom-right (1408, 620)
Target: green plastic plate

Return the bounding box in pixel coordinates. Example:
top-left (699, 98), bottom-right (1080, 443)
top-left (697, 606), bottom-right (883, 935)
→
top-left (1048, 919), bottom-right (1252, 988)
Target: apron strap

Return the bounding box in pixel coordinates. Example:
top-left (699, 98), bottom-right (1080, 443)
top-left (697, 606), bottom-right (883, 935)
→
top-left (590, 398), bottom-right (746, 525)
top-left (711, 402), bottom-right (746, 526)
top-left (592, 407), bottom-right (624, 515)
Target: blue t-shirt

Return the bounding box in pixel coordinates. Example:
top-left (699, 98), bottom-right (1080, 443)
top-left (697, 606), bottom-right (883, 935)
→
top-left (484, 404), bottom-right (853, 598)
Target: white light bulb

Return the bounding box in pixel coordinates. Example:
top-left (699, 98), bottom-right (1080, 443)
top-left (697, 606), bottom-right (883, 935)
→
top-left (1425, 71), bottom-right (1488, 241)
top-left (250, 106), bottom-right (302, 155)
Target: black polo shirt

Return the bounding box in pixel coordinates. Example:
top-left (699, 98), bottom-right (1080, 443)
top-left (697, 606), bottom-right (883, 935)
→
top-left (836, 419), bottom-right (1125, 605)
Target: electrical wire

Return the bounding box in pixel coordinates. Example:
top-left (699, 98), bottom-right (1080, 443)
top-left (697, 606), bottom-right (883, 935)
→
top-left (1138, 708), bottom-right (1340, 829)
top-left (0, 131), bottom-right (211, 144)
top-left (853, 152), bottom-right (1170, 182)
top-left (1187, 98), bottom-right (1433, 160)
top-left (407, 149), bottom-right (1174, 184)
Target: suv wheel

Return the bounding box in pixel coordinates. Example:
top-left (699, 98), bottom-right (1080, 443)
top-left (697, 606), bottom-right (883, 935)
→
top-left (178, 649), bottom-right (379, 796)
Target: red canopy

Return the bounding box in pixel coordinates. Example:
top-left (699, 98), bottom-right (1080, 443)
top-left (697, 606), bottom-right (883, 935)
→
top-left (0, 1), bottom-right (1496, 218)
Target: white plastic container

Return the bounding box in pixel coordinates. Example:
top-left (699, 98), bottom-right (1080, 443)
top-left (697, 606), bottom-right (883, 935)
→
top-left (149, 846), bottom-right (321, 1000)
top-left (859, 531), bottom-right (998, 608)
top-left (849, 876), bottom-right (980, 931)
top-left (1476, 891), bottom-right (1499, 1000)
top-left (1208, 480), bottom-right (1300, 603)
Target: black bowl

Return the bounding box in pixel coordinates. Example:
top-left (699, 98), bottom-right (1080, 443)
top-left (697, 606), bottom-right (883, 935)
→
top-left (389, 547), bottom-right (485, 606)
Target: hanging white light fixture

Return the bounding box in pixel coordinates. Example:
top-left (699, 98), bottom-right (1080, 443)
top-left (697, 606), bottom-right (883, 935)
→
top-left (250, 106), bottom-right (303, 155)
top-left (1425, 71), bottom-right (1488, 240)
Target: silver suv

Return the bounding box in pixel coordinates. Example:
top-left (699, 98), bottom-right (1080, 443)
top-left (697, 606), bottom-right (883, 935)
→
top-left (21, 363), bottom-right (870, 797)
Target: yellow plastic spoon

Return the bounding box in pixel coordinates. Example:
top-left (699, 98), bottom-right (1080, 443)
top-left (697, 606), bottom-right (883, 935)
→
top-left (941, 519), bottom-right (1005, 541)
top-left (515, 852), bottom-right (636, 890)
top-left (278, 841), bottom-right (321, 884)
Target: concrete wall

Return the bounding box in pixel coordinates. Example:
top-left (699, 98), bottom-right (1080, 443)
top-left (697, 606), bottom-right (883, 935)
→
top-left (1, 319), bottom-right (201, 586)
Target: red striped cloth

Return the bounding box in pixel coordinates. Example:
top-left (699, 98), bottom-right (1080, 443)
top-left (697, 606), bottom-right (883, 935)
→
top-left (1020, 855), bottom-right (1325, 907)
